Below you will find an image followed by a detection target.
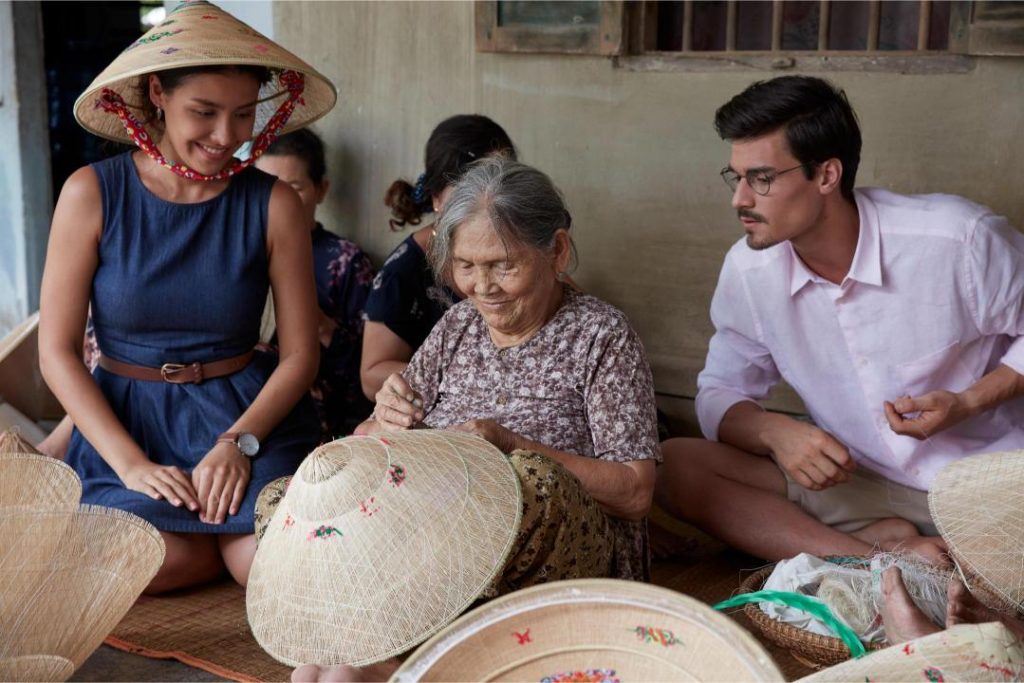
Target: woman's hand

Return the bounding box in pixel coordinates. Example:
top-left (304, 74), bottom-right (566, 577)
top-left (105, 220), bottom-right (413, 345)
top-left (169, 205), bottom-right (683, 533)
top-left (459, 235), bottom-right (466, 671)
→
top-left (121, 462), bottom-right (200, 512)
top-left (191, 441), bottom-right (251, 524)
top-left (450, 419), bottom-right (524, 454)
top-left (372, 373), bottom-right (425, 430)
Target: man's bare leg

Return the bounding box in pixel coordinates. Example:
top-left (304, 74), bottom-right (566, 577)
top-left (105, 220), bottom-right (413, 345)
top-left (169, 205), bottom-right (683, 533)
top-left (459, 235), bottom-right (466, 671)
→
top-left (292, 659), bottom-right (400, 683)
top-left (655, 438), bottom-right (945, 562)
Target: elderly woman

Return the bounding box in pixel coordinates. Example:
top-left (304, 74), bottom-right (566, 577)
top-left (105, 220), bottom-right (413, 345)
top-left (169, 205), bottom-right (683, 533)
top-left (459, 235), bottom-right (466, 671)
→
top-left (280, 156), bottom-right (659, 683)
top-left (359, 156), bottom-right (660, 584)
top-left (257, 158), bottom-right (658, 593)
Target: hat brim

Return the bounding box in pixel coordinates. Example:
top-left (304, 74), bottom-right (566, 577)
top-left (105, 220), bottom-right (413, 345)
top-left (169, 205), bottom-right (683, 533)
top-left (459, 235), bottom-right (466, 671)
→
top-left (73, 1), bottom-right (337, 144)
top-left (393, 578), bottom-right (785, 682)
top-left (929, 450), bottom-right (1024, 614)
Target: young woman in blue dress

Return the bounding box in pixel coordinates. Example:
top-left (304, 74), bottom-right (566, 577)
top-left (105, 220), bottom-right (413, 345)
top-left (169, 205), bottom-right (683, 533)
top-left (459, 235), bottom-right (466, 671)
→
top-left (37, 1), bottom-right (336, 593)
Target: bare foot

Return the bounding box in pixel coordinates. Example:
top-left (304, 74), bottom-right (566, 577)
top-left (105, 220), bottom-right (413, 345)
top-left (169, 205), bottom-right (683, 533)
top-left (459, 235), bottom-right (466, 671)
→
top-left (291, 660), bottom-right (400, 682)
top-left (883, 535), bottom-right (949, 566)
top-left (947, 578), bottom-right (1024, 642)
top-left (879, 566), bottom-right (942, 644)
top-left (852, 517), bottom-right (918, 546)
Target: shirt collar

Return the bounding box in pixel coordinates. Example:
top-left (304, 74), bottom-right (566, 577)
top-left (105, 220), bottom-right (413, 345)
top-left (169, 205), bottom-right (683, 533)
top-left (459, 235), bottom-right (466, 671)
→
top-left (787, 189), bottom-right (882, 296)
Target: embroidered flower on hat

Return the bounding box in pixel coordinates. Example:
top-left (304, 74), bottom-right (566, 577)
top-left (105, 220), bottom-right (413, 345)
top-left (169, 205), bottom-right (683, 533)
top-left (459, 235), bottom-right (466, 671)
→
top-left (160, 47), bottom-right (180, 55)
top-left (253, 44), bottom-right (269, 54)
top-left (307, 525), bottom-right (343, 541)
top-left (388, 464), bottom-right (406, 487)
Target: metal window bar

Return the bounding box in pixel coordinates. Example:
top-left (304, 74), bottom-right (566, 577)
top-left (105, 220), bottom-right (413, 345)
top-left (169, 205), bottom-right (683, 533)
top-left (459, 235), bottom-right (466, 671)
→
top-left (674, 0), bottom-right (938, 54)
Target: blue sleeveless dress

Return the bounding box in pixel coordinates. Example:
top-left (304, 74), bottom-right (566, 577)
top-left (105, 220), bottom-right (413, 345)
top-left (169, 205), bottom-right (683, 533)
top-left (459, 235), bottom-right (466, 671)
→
top-left (64, 152), bottom-right (319, 534)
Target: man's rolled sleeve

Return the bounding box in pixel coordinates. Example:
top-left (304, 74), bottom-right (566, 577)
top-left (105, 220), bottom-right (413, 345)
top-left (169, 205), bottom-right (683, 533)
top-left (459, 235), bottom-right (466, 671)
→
top-left (968, 214), bottom-right (1024, 374)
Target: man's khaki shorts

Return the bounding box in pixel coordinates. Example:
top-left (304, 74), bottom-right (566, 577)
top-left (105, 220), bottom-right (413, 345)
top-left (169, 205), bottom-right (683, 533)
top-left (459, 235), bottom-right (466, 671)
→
top-left (782, 464), bottom-right (939, 537)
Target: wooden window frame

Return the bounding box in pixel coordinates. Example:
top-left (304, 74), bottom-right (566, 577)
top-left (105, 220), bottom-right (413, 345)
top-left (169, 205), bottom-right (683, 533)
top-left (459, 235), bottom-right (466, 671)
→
top-left (475, 1), bottom-right (625, 56)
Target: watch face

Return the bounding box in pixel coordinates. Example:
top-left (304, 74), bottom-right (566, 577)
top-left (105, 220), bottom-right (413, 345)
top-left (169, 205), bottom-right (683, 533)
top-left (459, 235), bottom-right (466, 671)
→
top-left (238, 432), bottom-right (260, 457)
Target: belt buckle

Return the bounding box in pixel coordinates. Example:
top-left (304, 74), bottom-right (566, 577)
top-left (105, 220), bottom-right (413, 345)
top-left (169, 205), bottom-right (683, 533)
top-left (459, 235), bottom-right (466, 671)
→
top-left (160, 362), bottom-right (203, 384)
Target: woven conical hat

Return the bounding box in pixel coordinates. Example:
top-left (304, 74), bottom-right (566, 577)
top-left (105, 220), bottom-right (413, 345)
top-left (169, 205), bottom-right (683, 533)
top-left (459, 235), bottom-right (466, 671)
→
top-left (0, 505), bottom-right (165, 677)
top-left (0, 452), bottom-right (81, 514)
top-left (0, 655), bottom-right (75, 682)
top-left (0, 428), bottom-right (43, 456)
top-left (74, 0), bottom-right (336, 144)
top-left (393, 578), bottom-right (785, 682)
top-left (929, 450), bottom-right (1024, 613)
top-left (799, 622), bottom-right (1024, 682)
top-left (247, 430), bottom-right (522, 667)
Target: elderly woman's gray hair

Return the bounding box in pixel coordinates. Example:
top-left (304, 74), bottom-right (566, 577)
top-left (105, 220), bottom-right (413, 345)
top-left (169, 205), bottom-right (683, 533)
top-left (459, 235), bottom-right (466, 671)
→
top-left (430, 156), bottom-right (577, 283)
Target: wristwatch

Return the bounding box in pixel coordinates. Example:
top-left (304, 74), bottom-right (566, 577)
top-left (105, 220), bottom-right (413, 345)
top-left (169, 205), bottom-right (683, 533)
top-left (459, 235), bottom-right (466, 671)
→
top-left (217, 431), bottom-right (260, 458)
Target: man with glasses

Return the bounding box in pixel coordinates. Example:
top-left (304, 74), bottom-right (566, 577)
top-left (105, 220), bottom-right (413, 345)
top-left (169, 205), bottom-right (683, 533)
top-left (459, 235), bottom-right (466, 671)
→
top-left (655, 75), bottom-right (1024, 564)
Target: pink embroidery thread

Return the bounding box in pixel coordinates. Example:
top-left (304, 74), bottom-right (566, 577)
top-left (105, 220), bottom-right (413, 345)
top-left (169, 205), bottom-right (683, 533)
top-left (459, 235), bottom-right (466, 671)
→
top-left (978, 662), bottom-right (1015, 678)
top-left (903, 643), bottom-right (914, 656)
top-left (922, 668), bottom-right (944, 683)
top-left (388, 464), bottom-right (406, 487)
top-left (282, 514), bottom-right (295, 529)
top-left (633, 626), bottom-right (681, 647)
top-left (360, 497), bottom-right (380, 517)
top-left (540, 670), bottom-right (619, 683)
top-left (512, 629), bottom-right (531, 645)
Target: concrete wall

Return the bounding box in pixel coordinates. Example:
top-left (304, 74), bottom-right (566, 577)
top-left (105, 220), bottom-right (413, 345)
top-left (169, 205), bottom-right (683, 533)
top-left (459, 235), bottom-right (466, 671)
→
top-left (0, 1), bottom-right (52, 338)
top-left (277, 2), bottom-right (1024, 408)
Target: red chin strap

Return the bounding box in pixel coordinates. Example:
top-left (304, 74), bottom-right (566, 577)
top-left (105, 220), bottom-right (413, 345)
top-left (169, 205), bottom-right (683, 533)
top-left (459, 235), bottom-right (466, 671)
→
top-left (96, 69), bottom-right (306, 182)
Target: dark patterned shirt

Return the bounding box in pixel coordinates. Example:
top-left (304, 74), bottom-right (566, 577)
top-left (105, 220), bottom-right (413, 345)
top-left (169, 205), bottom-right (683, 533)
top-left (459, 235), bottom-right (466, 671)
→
top-left (309, 224), bottom-right (375, 438)
top-left (363, 234), bottom-right (459, 350)
top-left (403, 287), bottom-right (661, 580)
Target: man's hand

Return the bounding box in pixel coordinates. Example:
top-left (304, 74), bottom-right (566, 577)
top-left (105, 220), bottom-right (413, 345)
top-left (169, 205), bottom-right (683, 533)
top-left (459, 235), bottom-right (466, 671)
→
top-left (884, 391), bottom-right (969, 440)
top-left (191, 441), bottom-right (251, 525)
top-left (449, 419), bottom-right (524, 454)
top-left (762, 416), bottom-right (856, 491)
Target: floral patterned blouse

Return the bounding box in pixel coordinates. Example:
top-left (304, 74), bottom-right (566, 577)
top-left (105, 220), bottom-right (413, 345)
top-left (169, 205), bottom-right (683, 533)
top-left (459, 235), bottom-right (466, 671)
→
top-left (402, 287), bottom-right (661, 580)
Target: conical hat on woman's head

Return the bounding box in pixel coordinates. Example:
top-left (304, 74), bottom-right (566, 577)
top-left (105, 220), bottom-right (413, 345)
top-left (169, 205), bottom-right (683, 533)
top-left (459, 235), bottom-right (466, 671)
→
top-left (929, 450), bottom-right (1024, 614)
top-left (247, 430), bottom-right (522, 667)
top-left (74, 0), bottom-right (336, 145)
top-left (394, 578), bottom-right (785, 682)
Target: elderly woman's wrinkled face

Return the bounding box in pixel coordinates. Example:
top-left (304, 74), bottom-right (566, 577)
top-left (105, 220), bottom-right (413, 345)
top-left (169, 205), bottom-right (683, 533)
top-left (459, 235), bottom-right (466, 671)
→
top-left (451, 213), bottom-right (564, 340)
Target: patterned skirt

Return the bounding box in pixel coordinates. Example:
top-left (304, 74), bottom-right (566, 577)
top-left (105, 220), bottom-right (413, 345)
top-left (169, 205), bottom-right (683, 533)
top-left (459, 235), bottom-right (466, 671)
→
top-left (254, 450), bottom-right (616, 595)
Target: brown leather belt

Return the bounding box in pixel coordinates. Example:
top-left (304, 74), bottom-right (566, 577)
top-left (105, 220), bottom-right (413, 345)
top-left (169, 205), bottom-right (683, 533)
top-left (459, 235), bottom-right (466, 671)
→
top-left (98, 351), bottom-right (254, 384)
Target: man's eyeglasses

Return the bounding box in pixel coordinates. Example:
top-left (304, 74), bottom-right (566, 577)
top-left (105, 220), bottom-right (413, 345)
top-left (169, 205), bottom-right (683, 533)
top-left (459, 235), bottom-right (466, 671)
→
top-left (720, 164), bottom-right (809, 196)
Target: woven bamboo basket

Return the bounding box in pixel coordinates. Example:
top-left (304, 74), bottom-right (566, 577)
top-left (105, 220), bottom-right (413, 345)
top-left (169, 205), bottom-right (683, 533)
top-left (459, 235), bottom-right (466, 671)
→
top-left (737, 563), bottom-right (887, 669)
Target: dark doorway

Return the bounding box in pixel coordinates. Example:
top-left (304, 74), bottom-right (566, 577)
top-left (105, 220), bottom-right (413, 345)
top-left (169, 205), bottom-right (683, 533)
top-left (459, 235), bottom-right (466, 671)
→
top-left (41, 2), bottom-right (153, 198)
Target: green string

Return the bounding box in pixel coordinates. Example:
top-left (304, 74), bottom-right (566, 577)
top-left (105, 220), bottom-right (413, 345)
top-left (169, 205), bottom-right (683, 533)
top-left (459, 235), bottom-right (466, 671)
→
top-left (713, 589), bottom-right (867, 658)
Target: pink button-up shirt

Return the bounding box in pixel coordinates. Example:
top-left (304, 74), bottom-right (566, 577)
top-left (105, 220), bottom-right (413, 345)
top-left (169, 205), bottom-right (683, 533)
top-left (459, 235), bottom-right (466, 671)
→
top-left (697, 188), bottom-right (1024, 490)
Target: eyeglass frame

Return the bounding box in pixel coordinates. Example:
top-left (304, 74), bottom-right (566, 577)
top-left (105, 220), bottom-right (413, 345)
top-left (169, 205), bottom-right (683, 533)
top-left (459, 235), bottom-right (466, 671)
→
top-left (719, 163), bottom-right (813, 196)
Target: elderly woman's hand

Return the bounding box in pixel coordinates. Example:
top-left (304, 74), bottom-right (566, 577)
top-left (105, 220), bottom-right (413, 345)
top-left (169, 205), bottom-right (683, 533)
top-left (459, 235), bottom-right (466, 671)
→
top-left (450, 419), bottom-right (525, 454)
top-left (372, 373), bottom-right (425, 430)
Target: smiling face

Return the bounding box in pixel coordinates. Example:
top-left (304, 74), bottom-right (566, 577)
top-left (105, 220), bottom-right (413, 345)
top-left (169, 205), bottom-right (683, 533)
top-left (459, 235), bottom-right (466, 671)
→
top-left (150, 71), bottom-right (261, 175)
top-left (255, 153), bottom-right (328, 232)
top-left (450, 212), bottom-right (569, 344)
top-left (727, 129), bottom-right (826, 251)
